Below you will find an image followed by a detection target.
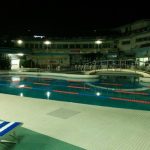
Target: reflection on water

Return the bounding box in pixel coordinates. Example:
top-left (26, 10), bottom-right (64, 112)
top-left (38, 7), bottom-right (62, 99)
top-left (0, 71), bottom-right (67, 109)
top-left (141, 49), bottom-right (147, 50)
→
top-left (11, 76), bottom-right (21, 82)
top-left (0, 74), bottom-right (150, 111)
top-left (20, 92), bottom-right (24, 97)
top-left (46, 91), bottom-right (51, 99)
top-left (99, 75), bottom-right (139, 84)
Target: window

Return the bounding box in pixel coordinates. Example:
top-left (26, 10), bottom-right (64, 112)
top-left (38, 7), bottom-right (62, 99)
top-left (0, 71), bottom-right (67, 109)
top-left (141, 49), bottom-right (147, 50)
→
top-left (75, 44), bottom-right (80, 48)
top-left (39, 44), bottom-right (43, 49)
top-left (29, 43), bottom-right (34, 49)
top-left (102, 43), bottom-right (111, 48)
top-left (140, 43), bottom-right (150, 48)
top-left (136, 36), bottom-right (150, 42)
top-left (83, 44), bottom-right (88, 48)
top-left (34, 44), bottom-right (38, 49)
top-left (122, 41), bottom-right (130, 45)
top-left (51, 44), bottom-right (57, 49)
top-left (25, 43), bottom-right (29, 48)
top-left (44, 45), bottom-right (47, 49)
top-left (89, 44), bottom-right (94, 48)
top-left (63, 44), bottom-right (68, 49)
top-left (70, 44), bottom-right (75, 49)
top-left (57, 44), bottom-right (63, 49)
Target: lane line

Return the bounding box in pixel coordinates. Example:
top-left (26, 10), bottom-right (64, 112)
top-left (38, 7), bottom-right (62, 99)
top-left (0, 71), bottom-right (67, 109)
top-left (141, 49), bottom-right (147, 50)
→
top-left (100, 83), bottom-right (123, 86)
top-left (110, 97), bottom-right (150, 104)
top-left (68, 85), bottom-right (90, 89)
top-left (53, 90), bottom-right (79, 95)
top-left (17, 86), bottom-right (32, 89)
top-left (115, 90), bottom-right (149, 95)
top-left (33, 82), bottom-right (49, 86)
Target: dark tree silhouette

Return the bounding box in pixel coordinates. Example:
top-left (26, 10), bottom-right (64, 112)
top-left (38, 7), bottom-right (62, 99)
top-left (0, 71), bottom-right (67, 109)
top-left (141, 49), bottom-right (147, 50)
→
top-left (0, 54), bottom-right (11, 70)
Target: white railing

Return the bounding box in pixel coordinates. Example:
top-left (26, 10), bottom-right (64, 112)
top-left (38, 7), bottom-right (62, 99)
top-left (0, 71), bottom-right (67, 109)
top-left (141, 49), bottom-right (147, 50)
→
top-left (73, 60), bottom-right (150, 74)
top-left (17, 60), bottom-right (150, 74)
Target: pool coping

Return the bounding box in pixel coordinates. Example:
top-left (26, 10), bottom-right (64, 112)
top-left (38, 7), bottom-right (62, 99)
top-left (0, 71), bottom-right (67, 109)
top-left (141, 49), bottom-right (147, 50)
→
top-left (0, 69), bottom-right (150, 82)
top-left (0, 93), bottom-right (150, 150)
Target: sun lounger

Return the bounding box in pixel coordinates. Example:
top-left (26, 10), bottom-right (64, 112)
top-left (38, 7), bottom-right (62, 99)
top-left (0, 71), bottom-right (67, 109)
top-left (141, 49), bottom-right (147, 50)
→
top-left (0, 120), bottom-right (22, 144)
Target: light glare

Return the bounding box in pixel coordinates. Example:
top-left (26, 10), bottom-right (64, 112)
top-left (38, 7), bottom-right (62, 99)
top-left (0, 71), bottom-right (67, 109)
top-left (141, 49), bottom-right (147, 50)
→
top-left (44, 40), bottom-right (51, 45)
top-left (17, 53), bottom-right (24, 56)
top-left (95, 40), bottom-right (102, 44)
top-left (96, 92), bottom-right (101, 96)
top-left (11, 76), bottom-right (20, 82)
top-left (46, 91), bottom-right (51, 99)
top-left (20, 93), bottom-right (24, 97)
top-left (18, 85), bottom-right (25, 88)
top-left (17, 40), bottom-right (23, 45)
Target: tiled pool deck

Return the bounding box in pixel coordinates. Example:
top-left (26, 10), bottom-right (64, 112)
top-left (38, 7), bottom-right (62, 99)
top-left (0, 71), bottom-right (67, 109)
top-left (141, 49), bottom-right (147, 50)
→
top-left (0, 93), bottom-right (150, 150)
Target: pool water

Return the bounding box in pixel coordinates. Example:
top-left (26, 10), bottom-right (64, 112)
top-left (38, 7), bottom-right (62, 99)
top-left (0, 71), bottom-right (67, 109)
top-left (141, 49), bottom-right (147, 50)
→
top-left (0, 75), bottom-right (150, 111)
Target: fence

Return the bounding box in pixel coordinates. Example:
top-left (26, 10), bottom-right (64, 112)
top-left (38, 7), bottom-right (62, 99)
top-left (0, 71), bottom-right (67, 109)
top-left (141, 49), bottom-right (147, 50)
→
top-left (72, 60), bottom-right (150, 73)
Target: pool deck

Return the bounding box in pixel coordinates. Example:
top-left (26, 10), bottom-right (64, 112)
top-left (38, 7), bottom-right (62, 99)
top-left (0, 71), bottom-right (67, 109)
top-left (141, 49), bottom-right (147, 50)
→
top-left (87, 69), bottom-right (150, 78)
top-left (0, 93), bottom-right (150, 150)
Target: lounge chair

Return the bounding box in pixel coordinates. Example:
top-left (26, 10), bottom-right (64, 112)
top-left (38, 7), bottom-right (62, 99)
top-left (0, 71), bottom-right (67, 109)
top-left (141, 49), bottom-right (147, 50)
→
top-left (0, 120), bottom-right (22, 144)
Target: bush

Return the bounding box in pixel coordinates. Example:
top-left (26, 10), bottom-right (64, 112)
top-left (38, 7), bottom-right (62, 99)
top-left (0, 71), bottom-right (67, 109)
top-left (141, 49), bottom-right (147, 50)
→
top-left (21, 59), bottom-right (39, 68)
top-left (0, 54), bottom-right (11, 70)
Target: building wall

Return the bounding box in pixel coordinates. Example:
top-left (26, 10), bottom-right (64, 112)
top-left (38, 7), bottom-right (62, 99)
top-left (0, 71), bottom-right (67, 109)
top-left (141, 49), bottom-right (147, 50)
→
top-left (15, 39), bottom-right (114, 66)
top-left (114, 20), bottom-right (150, 34)
top-left (31, 54), bottom-right (70, 67)
top-left (131, 21), bottom-right (149, 31)
top-left (118, 38), bottom-right (132, 51)
top-left (13, 20), bottom-right (150, 66)
top-left (117, 32), bottom-right (150, 54)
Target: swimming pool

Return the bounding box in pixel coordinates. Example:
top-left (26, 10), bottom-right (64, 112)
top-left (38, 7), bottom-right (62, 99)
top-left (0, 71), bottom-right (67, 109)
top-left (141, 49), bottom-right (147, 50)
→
top-left (0, 74), bottom-right (150, 111)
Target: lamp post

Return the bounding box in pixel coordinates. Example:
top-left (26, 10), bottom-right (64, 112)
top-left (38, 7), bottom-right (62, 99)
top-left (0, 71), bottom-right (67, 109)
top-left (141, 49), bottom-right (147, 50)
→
top-left (15, 40), bottom-right (24, 69)
top-left (17, 40), bottom-right (23, 45)
top-left (94, 40), bottom-right (102, 71)
top-left (44, 40), bottom-right (51, 52)
top-left (44, 40), bottom-right (51, 70)
top-left (95, 40), bottom-right (102, 53)
top-left (17, 40), bottom-right (23, 47)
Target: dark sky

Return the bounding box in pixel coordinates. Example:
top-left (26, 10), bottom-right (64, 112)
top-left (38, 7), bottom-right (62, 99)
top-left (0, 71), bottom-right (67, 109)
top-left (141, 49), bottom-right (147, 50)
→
top-left (0, 1), bottom-right (149, 37)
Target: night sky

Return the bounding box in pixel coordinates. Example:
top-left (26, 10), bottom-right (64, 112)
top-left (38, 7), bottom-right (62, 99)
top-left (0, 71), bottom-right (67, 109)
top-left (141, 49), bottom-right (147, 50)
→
top-left (0, 1), bottom-right (149, 37)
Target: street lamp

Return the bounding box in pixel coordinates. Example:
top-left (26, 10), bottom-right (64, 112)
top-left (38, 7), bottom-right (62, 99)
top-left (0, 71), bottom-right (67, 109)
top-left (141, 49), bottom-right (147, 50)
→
top-left (94, 40), bottom-right (102, 71)
top-left (95, 40), bottom-right (102, 52)
top-left (17, 40), bottom-right (23, 45)
top-left (44, 40), bottom-right (52, 70)
top-left (44, 40), bottom-right (51, 45)
top-left (95, 40), bottom-right (102, 45)
top-left (44, 40), bottom-right (51, 52)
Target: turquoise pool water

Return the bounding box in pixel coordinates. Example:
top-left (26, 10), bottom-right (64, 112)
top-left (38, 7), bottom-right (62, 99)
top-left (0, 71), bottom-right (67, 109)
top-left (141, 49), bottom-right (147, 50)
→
top-left (0, 75), bottom-right (150, 111)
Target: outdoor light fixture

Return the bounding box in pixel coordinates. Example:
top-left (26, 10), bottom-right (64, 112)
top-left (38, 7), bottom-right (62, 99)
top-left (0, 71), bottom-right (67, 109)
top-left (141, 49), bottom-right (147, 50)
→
top-left (17, 53), bottom-right (24, 56)
top-left (96, 92), bottom-right (101, 96)
top-left (46, 91), bottom-right (51, 99)
top-left (95, 40), bottom-right (102, 44)
top-left (17, 40), bottom-right (23, 45)
top-left (20, 93), bottom-right (24, 97)
top-left (95, 40), bottom-right (102, 53)
top-left (44, 40), bottom-right (51, 45)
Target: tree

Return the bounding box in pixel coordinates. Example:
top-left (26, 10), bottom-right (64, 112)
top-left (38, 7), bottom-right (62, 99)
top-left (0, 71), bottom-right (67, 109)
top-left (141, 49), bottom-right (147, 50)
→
top-left (21, 59), bottom-right (37, 68)
top-left (0, 54), bottom-right (11, 70)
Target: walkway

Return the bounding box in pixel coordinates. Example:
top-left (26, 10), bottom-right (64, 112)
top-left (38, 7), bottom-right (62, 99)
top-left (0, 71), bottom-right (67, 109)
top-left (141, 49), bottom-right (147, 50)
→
top-left (0, 94), bottom-right (150, 150)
